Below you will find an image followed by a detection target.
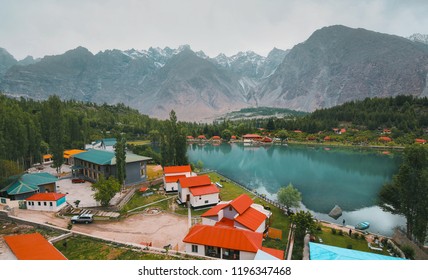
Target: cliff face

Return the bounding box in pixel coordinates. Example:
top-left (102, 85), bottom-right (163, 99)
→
top-left (255, 25), bottom-right (428, 111)
top-left (1, 25), bottom-right (428, 121)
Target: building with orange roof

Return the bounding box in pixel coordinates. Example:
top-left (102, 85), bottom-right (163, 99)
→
top-left (163, 165), bottom-right (195, 192)
top-left (182, 224), bottom-right (283, 260)
top-left (201, 194), bottom-right (271, 233)
top-left (242, 134), bottom-right (263, 141)
top-left (211, 136), bottom-right (221, 142)
top-left (186, 135), bottom-right (194, 140)
top-left (415, 138), bottom-right (426, 144)
top-left (25, 192), bottom-right (67, 212)
top-left (63, 149), bottom-right (85, 165)
top-left (378, 136), bottom-right (392, 142)
top-left (3, 233), bottom-right (67, 260)
top-left (177, 175), bottom-right (220, 208)
top-left (42, 154), bottom-right (53, 163)
top-left (197, 135), bottom-right (207, 140)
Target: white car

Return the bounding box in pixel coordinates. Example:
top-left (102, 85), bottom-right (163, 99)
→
top-left (71, 213), bottom-right (94, 224)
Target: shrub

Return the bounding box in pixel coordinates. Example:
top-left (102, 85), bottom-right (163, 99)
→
top-left (346, 244), bottom-right (353, 249)
top-left (400, 245), bottom-right (415, 260)
top-left (67, 223), bottom-right (73, 230)
top-left (338, 229), bottom-right (343, 236)
top-left (331, 228), bottom-right (337, 234)
top-left (353, 232), bottom-right (360, 239)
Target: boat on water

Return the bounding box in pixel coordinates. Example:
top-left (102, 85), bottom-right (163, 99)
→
top-left (355, 221), bottom-right (370, 230)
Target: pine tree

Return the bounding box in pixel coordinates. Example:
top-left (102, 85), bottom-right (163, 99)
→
top-left (114, 134), bottom-right (127, 186)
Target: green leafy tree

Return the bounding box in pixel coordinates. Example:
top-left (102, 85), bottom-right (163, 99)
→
top-left (277, 183), bottom-right (302, 214)
top-left (379, 145), bottom-right (428, 244)
top-left (114, 134), bottom-right (126, 186)
top-left (221, 129), bottom-right (232, 142)
top-left (276, 130), bottom-right (288, 144)
top-left (0, 159), bottom-right (24, 185)
top-left (291, 210), bottom-right (317, 239)
top-left (91, 175), bottom-right (121, 207)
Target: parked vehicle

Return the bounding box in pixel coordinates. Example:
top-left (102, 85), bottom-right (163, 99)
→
top-left (71, 213), bottom-right (93, 224)
top-left (72, 178), bottom-right (85, 183)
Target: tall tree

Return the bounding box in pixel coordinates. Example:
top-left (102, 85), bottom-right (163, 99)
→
top-left (277, 183), bottom-right (302, 214)
top-left (161, 110), bottom-right (188, 166)
top-left (379, 145), bottom-right (428, 244)
top-left (46, 96), bottom-right (64, 173)
top-left (114, 134), bottom-right (127, 186)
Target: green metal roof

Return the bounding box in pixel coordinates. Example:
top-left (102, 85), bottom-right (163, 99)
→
top-left (2, 173), bottom-right (58, 195)
top-left (111, 153), bottom-right (152, 164)
top-left (74, 149), bottom-right (151, 165)
top-left (74, 149), bottom-right (115, 165)
top-left (309, 242), bottom-right (405, 260)
top-left (102, 138), bottom-right (117, 147)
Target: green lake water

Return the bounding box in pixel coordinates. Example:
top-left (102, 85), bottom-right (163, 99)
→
top-left (187, 143), bottom-right (406, 237)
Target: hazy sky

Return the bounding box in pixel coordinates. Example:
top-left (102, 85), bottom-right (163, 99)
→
top-left (1, 0), bottom-right (427, 60)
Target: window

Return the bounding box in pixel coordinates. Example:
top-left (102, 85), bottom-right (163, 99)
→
top-left (44, 202), bottom-right (47, 206)
top-left (49, 202), bottom-right (53, 206)
top-left (191, 245), bottom-right (198, 253)
top-left (199, 196), bottom-right (202, 200)
top-left (205, 200), bottom-right (209, 204)
top-left (38, 202), bottom-right (41, 206)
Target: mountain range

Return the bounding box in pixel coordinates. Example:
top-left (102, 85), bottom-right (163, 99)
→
top-left (1, 25), bottom-right (428, 121)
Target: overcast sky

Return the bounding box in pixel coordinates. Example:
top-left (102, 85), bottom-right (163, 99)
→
top-left (1, 0), bottom-right (427, 60)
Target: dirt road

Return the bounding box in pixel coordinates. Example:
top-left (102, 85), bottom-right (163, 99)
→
top-left (9, 209), bottom-right (189, 251)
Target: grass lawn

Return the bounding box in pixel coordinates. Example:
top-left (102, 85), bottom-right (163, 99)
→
top-left (54, 235), bottom-right (189, 260)
top-left (147, 164), bottom-right (163, 180)
top-left (314, 226), bottom-right (391, 256)
top-left (121, 183), bottom-right (172, 213)
top-left (127, 140), bottom-right (151, 146)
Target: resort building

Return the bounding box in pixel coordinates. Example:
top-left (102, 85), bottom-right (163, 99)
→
top-left (197, 135), bottom-right (207, 141)
top-left (84, 138), bottom-right (117, 151)
top-left (73, 149), bottom-right (151, 186)
top-left (242, 134), bottom-right (263, 141)
top-left (177, 175), bottom-right (220, 208)
top-left (163, 165), bottom-right (196, 192)
top-left (0, 173), bottom-right (58, 200)
top-left (3, 233), bottom-right (67, 260)
top-left (42, 154), bottom-right (53, 164)
top-left (201, 194), bottom-right (271, 233)
top-left (63, 149), bottom-right (85, 165)
top-left (415, 138), bottom-right (426, 144)
top-left (25, 193), bottom-right (67, 212)
top-left (183, 224), bottom-right (284, 260)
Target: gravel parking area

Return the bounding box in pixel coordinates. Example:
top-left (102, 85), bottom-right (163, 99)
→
top-left (56, 178), bottom-right (100, 208)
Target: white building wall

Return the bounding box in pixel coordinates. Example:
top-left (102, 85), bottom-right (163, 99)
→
top-left (26, 201), bottom-right (66, 212)
top-left (164, 182), bottom-right (179, 192)
top-left (240, 251), bottom-right (257, 260)
top-left (185, 243), bottom-right (205, 256)
top-left (202, 217), bottom-right (218, 226)
top-left (191, 193), bottom-right (219, 208)
top-left (223, 207), bottom-right (238, 220)
top-left (165, 171), bottom-right (194, 178)
top-left (0, 197), bottom-right (20, 208)
top-left (178, 186), bottom-right (190, 203)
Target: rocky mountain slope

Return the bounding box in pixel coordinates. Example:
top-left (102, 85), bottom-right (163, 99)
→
top-left (1, 25), bottom-right (428, 121)
top-left (255, 25), bottom-right (428, 111)
top-left (0, 45), bottom-right (285, 121)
